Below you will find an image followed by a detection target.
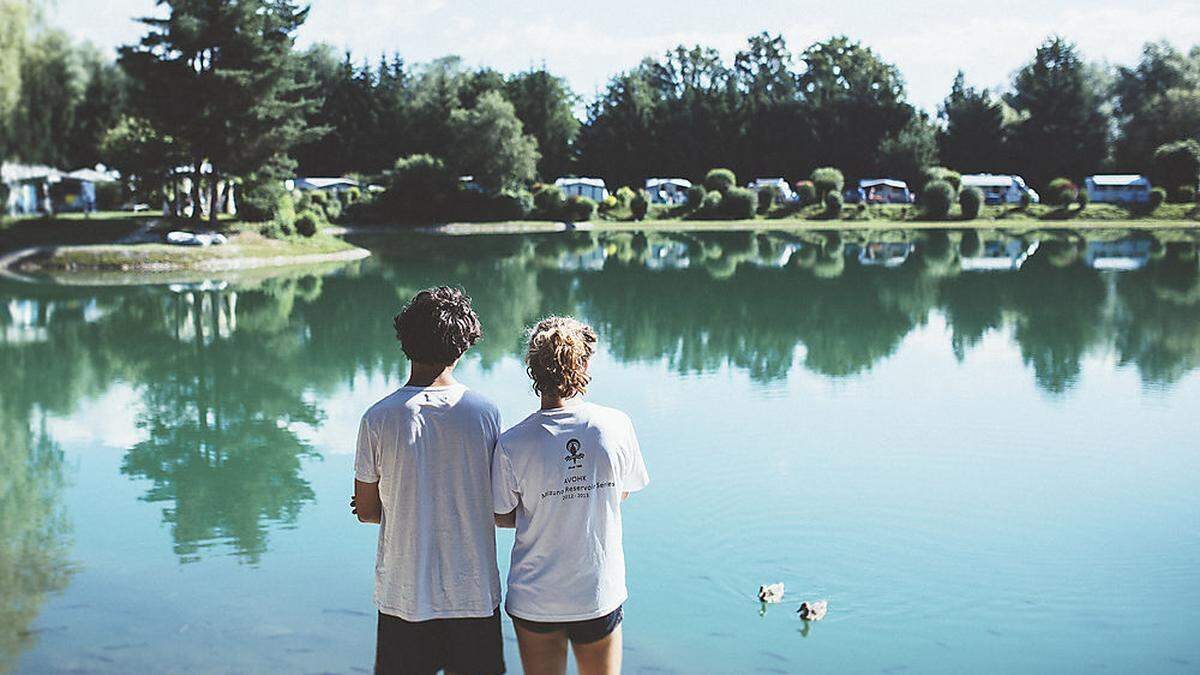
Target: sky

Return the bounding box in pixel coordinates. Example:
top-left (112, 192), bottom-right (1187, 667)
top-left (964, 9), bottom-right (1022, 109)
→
top-left (50, 0), bottom-right (1200, 115)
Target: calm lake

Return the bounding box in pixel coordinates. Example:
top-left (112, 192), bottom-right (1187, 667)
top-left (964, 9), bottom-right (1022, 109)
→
top-left (2, 228), bottom-right (1198, 674)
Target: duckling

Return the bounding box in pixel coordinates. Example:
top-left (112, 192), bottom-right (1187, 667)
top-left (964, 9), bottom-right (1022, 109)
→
top-left (757, 583), bottom-right (785, 604)
top-left (797, 600), bottom-right (828, 621)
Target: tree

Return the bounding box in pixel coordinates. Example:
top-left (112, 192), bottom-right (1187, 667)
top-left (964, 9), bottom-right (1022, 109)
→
top-left (11, 29), bottom-right (84, 166)
top-left (120, 0), bottom-right (319, 223)
top-left (878, 112), bottom-right (939, 186)
top-left (577, 67), bottom-right (658, 188)
top-left (100, 114), bottom-right (184, 203)
top-left (0, 0), bottom-right (35, 158)
top-left (64, 47), bottom-right (129, 168)
top-left (795, 37), bottom-right (918, 179)
top-left (292, 46), bottom-right (382, 175)
top-left (504, 67), bottom-right (579, 180)
top-left (1112, 41), bottom-right (1200, 169)
top-left (1008, 36), bottom-right (1109, 188)
top-left (938, 71), bottom-right (1010, 173)
top-left (448, 90), bottom-right (539, 191)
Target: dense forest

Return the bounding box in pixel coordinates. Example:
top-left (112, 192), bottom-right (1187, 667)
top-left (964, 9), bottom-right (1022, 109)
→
top-left (1, 0), bottom-right (1199, 221)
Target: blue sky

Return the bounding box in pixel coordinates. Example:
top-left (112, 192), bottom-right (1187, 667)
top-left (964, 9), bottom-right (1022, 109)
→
top-left (54, 0), bottom-right (1200, 114)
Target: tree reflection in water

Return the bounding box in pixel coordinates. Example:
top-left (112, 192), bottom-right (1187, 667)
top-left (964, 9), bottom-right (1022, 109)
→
top-left (0, 227), bottom-right (1196, 574)
top-left (114, 279), bottom-right (325, 564)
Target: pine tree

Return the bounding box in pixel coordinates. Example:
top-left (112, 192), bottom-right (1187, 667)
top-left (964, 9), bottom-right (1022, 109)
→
top-left (120, 0), bottom-right (319, 223)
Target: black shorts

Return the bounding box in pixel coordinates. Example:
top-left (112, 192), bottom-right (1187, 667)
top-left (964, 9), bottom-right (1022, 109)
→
top-left (509, 606), bottom-right (623, 645)
top-left (375, 607), bottom-right (505, 675)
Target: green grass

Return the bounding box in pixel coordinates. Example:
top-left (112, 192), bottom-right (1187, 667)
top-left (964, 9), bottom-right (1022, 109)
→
top-left (24, 230), bottom-right (358, 271)
top-left (0, 211), bottom-right (159, 251)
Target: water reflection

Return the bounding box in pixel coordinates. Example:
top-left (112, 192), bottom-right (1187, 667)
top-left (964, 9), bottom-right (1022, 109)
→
top-left (0, 226), bottom-right (1197, 671)
top-left (0, 227), bottom-right (1195, 568)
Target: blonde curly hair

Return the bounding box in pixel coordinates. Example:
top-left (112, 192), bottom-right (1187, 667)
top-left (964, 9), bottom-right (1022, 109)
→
top-left (525, 316), bottom-right (597, 399)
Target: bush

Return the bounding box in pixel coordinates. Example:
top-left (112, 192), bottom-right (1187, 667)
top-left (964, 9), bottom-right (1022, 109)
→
top-left (1171, 185), bottom-right (1196, 204)
top-left (1077, 189), bottom-right (1089, 209)
top-left (685, 185), bottom-right (707, 210)
top-left (922, 166), bottom-right (961, 193)
top-left (295, 209), bottom-right (323, 237)
top-left (794, 180), bottom-right (817, 205)
top-left (1149, 187), bottom-right (1167, 210)
top-left (563, 195), bottom-right (596, 222)
top-left (811, 167), bottom-right (844, 198)
top-left (722, 187), bottom-right (757, 219)
top-left (757, 186), bottom-right (778, 214)
top-left (259, 192), bottom-right (297, 239)
top-left (344, 186), bottom-right (362, 203)
top-left (920, 179), bottom-right (955, 219)
top-left (823, 190), bottom-right (843, 218)
top-left (308, 189), bottom-right (330, 209)
top-left (598, 195), bottom-right (619, 212)
top-left (959, 186), bottom-right (983, 220)
top-left (700, 190), bottom-right (723, 214)
top-left (1152, 139), bottom-right (1200, 191)
top-left (630, 191), bottom-right (649, 220)
top-left (322, 194), bottom-right (343, 221)
top-left (615, 185), bottom-right (636, 206)
top-left (491, 190), bottom-right (533, 220)
top-left (1019, 192), bottom-right (1032, 209)
top-left (704, 168), bottom-right (737, 194)
top-left (1046, 177), bottom-right (1078, 206)
top-left (382, 154), bottom-right (457, 222)
top-left (533, 184), bottom-right (566, 218)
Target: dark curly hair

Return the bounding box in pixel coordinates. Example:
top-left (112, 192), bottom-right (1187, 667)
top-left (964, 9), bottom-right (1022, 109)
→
top-left (393, 286), bottom-right (483, 366)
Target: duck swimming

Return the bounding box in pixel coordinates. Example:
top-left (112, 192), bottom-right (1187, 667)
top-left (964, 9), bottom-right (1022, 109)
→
top-left (757, 583), bottom-right (785, 603)
top-left (797, 600), bottom-right (828, 621)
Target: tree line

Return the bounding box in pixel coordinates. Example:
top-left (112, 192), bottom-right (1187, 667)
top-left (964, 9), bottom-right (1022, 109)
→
top-left (1, 0), bottom-right (1198, 223)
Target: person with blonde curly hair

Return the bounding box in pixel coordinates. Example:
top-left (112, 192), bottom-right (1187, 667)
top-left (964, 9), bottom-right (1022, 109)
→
top-left (493, 316), bottom-right (650, 675)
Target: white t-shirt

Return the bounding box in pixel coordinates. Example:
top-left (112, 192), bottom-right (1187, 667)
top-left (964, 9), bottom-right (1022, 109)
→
top-left (492, 401), bottom-right (650, 622)
top-left (355, 383), bottom-right (503, 621)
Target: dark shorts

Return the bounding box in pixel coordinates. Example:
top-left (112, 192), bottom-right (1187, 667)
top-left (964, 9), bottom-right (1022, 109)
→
top-left (375, 607), bottom-right (505, 675)
top-left (509, 606), bottom-right (623, 645)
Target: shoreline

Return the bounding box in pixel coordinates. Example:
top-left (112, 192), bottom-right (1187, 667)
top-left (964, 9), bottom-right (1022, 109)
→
top-left (378, 219), bottom-right (1200, 236)
top-left (4, 217), bottom-right (1197, 282)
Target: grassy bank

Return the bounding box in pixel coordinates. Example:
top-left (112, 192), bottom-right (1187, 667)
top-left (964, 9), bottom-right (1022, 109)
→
top-left (1, 211), bottom-right (366, 273)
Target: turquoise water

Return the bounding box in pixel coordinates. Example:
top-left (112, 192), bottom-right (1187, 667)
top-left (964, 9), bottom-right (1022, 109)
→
top-left (2, 229), bottom-right (1198, 674)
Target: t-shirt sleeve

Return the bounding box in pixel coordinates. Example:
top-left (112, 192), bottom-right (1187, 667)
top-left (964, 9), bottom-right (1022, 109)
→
top-left (354, 415), bottom-right (380, 483)
top-left (491, 441), bottom-right (520, 514)
top-left (621, 416), bottom-right (650, 493)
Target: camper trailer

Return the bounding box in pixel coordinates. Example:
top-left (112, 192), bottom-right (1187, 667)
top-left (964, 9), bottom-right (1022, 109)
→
top-left (961, 174), bottom-right (1040, 205)
top-left (555, 177), bottom-right (609, 201)
top-left (859, 178), bottom-right (912, 204)
top-left (1084, 174), bottom-right (1151, 204)
top-left (645, 178), bottom-right (692, 204)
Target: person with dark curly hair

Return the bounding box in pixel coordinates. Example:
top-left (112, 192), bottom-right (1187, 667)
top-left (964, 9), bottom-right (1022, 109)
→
top-left (493, 316), bottom-right (649, 675)
top-left (352, 286), bottom-right (506, 675)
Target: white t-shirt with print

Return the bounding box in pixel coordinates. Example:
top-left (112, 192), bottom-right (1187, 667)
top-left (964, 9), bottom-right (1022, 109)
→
top-left (492, 401), bottom-right (650, 622)
top-left (355, 384), bottom-right (503, 621)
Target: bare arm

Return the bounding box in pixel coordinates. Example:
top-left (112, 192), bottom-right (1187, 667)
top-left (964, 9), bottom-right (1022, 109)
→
top-left (622, 492), bottom-right (629, 501)
top-left (352, 479), bottom-right (382, 524)
top-left (494, 509), bottom-right (516, 529)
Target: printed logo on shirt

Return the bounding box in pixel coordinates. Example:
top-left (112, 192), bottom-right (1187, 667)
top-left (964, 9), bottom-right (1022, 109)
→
top-left (564, 438), bottom-right (585, 469)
